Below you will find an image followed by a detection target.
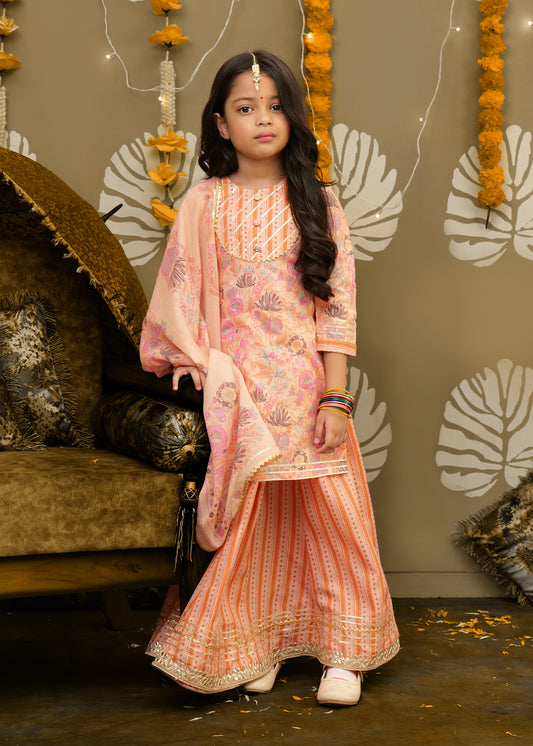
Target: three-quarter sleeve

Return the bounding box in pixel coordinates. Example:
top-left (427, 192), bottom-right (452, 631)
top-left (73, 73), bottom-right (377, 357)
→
top-left (315, 188), bottom-right (357, 357)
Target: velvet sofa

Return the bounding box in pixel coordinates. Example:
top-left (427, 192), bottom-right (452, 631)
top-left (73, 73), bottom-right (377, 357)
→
top-left (0, 148), bottom-right (209, 627)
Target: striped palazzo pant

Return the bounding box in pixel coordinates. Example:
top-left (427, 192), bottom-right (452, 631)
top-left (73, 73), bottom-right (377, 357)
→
top-left (146, 422), bottom-right (400, 693)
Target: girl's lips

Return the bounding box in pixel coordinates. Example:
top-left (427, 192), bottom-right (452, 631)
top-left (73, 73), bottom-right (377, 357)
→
top-left (255, 133), bottom-right (274, 141)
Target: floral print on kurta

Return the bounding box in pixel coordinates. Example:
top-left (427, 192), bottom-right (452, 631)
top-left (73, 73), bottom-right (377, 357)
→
top-left (214, 177), bottom-right (356, 481)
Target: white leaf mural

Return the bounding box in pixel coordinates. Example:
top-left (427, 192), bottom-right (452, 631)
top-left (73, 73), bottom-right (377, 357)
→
top-left (5, 131), bottom-right (35, 160)
top-left (436, 359), bottom-right (533, 498)
top-left (331, 124), bottom-right (403, 261)
top-left (99, 128), bottom-right (204, 266)
top-left (348, 365), bottom-right (392, 481)
top-left (445, 124), bottom-right (533, 267)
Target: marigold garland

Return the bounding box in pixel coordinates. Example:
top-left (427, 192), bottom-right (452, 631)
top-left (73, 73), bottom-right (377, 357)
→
top-left (304, 0), bottom-right (333, 180)
top-left (477, 0), bottom-right (507, 210)
top-left (145, 2), bottom-right (189, 227)
top-left (0, 0), bottom-right (19, 148)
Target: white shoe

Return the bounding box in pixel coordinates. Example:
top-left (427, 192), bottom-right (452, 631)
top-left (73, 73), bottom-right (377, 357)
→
top-left (243, 662), bottom-right (282, 693)
top-left (317, 667), bottom-right (362, 706)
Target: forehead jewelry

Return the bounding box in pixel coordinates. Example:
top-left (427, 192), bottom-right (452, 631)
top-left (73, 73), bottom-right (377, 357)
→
top-left (251, 53), bottom-right (262, 91)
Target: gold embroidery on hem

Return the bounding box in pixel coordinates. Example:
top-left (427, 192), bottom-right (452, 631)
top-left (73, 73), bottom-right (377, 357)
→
top-left (148, 608), bottom-right (398, 651)
top-left (149, 638), bottom-right (400, 693)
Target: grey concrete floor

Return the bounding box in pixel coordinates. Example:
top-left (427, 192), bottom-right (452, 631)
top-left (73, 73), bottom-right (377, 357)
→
top-left (0, 596), bottom-right (532, 745)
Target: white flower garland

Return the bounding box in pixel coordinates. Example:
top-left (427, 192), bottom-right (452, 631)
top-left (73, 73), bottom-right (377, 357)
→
top-left (159, 57), bottom-right (176, 129)
top-left (0, 85), bottom-right (6, 148)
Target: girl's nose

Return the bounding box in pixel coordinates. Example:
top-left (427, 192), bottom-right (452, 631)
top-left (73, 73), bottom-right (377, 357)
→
top-left (257, 108), bottom-right (272, 126)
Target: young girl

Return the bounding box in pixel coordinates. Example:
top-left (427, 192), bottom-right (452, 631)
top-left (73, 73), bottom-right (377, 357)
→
top-left (140, 50), bottom-right (399, 706)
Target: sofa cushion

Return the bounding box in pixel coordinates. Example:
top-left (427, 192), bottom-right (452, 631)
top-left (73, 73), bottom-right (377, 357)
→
top-left (455, 471), bottom-right (533, 606)
top-left (0, 448), bottom-right (181, 556)
top-left (0, 238), bottom-right (104, 434)
top-left (92, 391), bottom-right (210, 473)
top-left (0, 292), bottom-right (93, 447)
top-left (0, 378), bottom-right (43, 451)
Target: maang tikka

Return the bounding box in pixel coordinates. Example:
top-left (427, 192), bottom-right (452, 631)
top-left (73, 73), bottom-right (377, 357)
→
top-left (251, 53), bottom-right (261, 91)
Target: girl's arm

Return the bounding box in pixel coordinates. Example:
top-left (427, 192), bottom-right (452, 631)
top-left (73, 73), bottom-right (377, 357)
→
top-left (313, 351), bottom-right (349, 454)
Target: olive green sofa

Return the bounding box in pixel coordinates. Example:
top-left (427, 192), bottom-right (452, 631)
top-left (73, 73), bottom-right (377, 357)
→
top-left (0, 148), bottom-right (207, 626)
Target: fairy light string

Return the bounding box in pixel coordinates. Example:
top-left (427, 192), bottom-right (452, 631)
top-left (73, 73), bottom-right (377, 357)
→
top-left (101, 0), bottom-right (238, 94)
top-left (101, 0), bottom-right (478, 223)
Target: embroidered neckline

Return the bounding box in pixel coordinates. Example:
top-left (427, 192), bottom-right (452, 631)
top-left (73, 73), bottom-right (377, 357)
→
top-left (214, 177), bottom-right (299, 263)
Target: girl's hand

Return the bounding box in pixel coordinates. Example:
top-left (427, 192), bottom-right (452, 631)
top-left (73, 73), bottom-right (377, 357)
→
top-left (313, 409), bottom-right (349, 454)
top-left (172, 363), bottom-right (203, 391)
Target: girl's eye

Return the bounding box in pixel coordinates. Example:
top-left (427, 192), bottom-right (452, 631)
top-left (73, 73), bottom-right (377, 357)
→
top-left (271, 104), bottom-right (282, 111)
top-left (239, 106), bottom-right (252, 113)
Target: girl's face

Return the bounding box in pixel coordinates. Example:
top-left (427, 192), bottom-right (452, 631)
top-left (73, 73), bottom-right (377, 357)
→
top-left (214, 71), bottom-right (290, 173)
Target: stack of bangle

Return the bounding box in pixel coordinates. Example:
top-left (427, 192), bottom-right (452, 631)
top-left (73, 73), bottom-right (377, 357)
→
top-left (318, 388), bottom-right (355, 417)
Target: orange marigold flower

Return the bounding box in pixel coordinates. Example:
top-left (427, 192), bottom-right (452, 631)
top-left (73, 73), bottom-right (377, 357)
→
top-left (479, 89), bottom-right (504, 110)
top-left (304, 30), bottom-right (333, 54)
top-left (478, 109), bottom-right (504, 130)
top-left (479, 145), bottom-right (502, 169)
top-left (479, 166), bottom-right (505, 189)
top-left (478, 56), bottom-right (504, 72)
top-left (479, 71), bottom-right (504, 91)
top-left (478, 186), bottom-right (505, 208)
top-left (0, 17), bottom-right (18, 37)
top-left (480, 15), bottom-right (504, 33)
top-left (305, 0), bottom-right (334, 31)
top-left (479, 130), bottom-right (503, 147)
top-left (479, 0), bottom-right (507, 16)
top-left (150, 0), bottom-right (182, 15)
top-left (148, 162), bottom-right (186, 186)
top-left (480, 32), bottom-right (505, 56)
top-left (151, 198), bottom-right (177, 226)
top-left (0, 51), bottom-right (20, 71)
top-left (146, 128), bottom-right (188, 153)
top-left (148, 25), bottom-right (189, 47)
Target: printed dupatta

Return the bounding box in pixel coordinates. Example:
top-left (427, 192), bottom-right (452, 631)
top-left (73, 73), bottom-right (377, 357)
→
top-left (140, 179), bottom-right (280, 551)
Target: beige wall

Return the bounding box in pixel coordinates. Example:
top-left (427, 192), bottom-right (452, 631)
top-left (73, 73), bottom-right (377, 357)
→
top-left (5, 0), bottom-right (533, 597)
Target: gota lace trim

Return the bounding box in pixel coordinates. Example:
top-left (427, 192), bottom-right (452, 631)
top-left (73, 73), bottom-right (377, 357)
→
top-left (253, 457), bottom-right (348, 481)
top-left (214, 178), bottom-right (299, 263)
top-left (148, 638), bottom-right (401, 693)
top-left (145, 609), bottom-right (395, 653)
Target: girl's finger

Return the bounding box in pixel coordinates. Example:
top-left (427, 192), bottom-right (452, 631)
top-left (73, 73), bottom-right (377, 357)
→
top-left (189, 367), bottom-right (203, 391)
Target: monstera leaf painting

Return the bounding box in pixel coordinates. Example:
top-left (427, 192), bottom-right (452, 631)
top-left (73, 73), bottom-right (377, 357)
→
top-left (331, 124), bottom-right (403, 261)
top-left (437, 359), bottom-right (533, 498)
top-left (445, 125), bottom-right (533, 266)
top-left (348, 364), bottom-right (392, 481)
top-left (99, 128), bottom-right (203, 266)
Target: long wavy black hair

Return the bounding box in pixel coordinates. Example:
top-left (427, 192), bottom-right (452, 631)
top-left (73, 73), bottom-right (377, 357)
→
top-left (199, 50), bottom-right (337, 301)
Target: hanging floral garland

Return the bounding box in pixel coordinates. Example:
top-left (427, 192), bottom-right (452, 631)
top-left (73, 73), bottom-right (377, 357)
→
top-left (304, 0), bottom-right (333, 180)
top-left (0, 0), bottom-right (20, 148)
top-left (147, 0), bottom-right (189, 226)
top-left (477, 0), bottom-right (507, 212)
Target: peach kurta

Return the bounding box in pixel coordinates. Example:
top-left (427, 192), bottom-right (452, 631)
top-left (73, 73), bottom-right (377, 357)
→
top-left (141, 177), bottom-right (399, 692)
top-left (214, 177), bottom-right (356, 481)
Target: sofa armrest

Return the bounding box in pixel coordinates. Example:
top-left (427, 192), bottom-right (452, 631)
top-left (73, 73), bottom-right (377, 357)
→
top-left (103, 358), bottom-right (203, 411)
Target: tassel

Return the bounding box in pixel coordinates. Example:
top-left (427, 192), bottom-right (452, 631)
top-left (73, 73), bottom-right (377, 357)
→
top-left (175, 477), bottom-right (198, 568)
